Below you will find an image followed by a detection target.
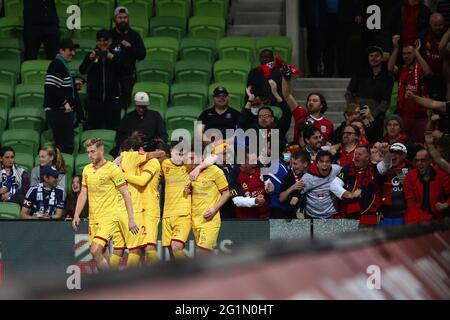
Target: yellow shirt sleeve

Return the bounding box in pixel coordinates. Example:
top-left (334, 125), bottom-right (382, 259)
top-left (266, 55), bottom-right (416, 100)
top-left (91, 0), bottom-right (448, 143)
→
top-left (143, 159), bottom-right (160, 176)
top-left (81, 166), bottom-right (88, 188)
top-left (109, 163), bottom-right (127, 188)
top-left (213, 166), bottom-right (228, 192)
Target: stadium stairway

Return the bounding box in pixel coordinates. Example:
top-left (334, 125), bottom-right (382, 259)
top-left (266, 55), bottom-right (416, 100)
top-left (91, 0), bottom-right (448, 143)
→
top-left (291, 77), bottom-right (350, 127)
top-left (227, 0), bottom-right (285, 36)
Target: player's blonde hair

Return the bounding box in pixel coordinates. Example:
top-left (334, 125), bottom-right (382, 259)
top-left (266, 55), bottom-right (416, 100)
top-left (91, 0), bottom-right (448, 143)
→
top-left (84, 138), bottom-right (104, 149)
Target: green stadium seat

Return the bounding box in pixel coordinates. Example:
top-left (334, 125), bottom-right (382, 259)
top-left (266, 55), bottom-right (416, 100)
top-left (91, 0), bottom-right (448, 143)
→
top-left (75, 39), bottom-right (96, 59)
top-left (0, 39), bottom-right (23, 73)
top-left (15, 152), bottom-right (34, 174)
top-left (75, 153), bottom-right (114, 175)
top-left (62, 152), bottom-right (75, 176)
top-left (80, 129), bottom-right (116, 154)
top-left (4, 0), bottom-right (23, 17)
top-left (136, 60), bottom-right (174, 84)
top-left (150, 16), bottom-right (187, 41)
top-left (0, 84), bottom-right (14, 110)
top-left (174, 59), bottom-right (211, 85)
top-left (80, 0), bottom-right (115, 17)
top-left (129, 17), bottom-right (150, 38)
top-left (21, 60), bottom-right (51, 84)
top-left (0, 17), bottom-right (24, 39)
top-left (193, 0), bottom-right (229, 18)
top-left (40, 129), bottom-right (54, 147)
top-left (1, 129), bottom-right (40, 156)
top-left (55, 0), bottom-right (78, 20)
top-left (270, 105), bottom-right (282, 121)
top-left (73, 17), bottom-right (110, 39)
top-left (132, 82), bottom-right (170, 112)
top-left (14, 84), bottom-right (45, 108)
top-left (155, 0), bottom-right (191, 18)
top-left (255, 36), bottom-right (293, 64)
top-left (144, 37), bottom-right (179, 64)
top-left (117, 0), bottom-right (153, 21)
top-left (179, 37), bottom-right (217, 63)
top-left (213, 59), bottom-right (251, 84)
top-left (0, 202), bottom-right (21, 219)
top-left (0, 67), bottom-right (18, 87)
top-left (0, 104), bottom-right (8, 137)
top-left (189, 16), bottom-right (225, 41)
top-left (170, 83), bottom-right (207, 108)
top-left (218, 36), bottom-right (255, 62)
top-left (59, 25), bottom-right (73, 39)
top-left (40, 129), bottom-right (81, 156)
top-left (208, 82), bottom-right (245, 111)
top-left (8, 106), bottom-right (45, 131)
top-left (165, 105), bottom-right (202, 137)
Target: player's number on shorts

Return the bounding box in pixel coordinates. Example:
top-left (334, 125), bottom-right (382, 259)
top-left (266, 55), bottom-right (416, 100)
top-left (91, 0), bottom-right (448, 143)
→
top-left (142, 226), bottom-right (147, 235)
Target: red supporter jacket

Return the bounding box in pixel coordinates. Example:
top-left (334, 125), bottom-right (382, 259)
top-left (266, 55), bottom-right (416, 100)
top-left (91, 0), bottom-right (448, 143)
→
top-left (235, 167), bottom-right (270, 219)
top-left (403, 166), bottom-right (450, 224)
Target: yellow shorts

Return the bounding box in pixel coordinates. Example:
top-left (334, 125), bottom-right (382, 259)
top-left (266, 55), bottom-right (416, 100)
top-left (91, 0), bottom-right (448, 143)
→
top-left (112, 210), bottom-right (146, 250)
top-left (161, 215), bottom-right (191, 247)
top-left (142, 215), bottom-right (160, 246)
top-left (89, 217), bottom-right (119, 248)
top-left (192, 226), bottom-right (220, 251)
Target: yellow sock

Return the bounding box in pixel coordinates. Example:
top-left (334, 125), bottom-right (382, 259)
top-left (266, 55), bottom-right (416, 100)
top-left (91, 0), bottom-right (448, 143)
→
top-left (127, 252), bottom-right (141, 267)
top-left (109, 253), bottom-right (122, 269)
top-left (146, 250), bottom-right (159, 264)
top-left (172, 249), bottom-right (185, 260)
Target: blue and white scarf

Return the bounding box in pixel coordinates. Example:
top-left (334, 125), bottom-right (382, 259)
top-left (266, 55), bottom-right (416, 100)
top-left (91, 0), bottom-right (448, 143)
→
top-left (36, 183), bottom-right (57, 216)
top-left (1, 165), bottom-right (23, 200)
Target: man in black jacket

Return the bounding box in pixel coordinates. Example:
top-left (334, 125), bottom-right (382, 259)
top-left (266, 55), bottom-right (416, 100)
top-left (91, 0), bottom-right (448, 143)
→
top-left (79, 29), bottom-right (123, 130)
top-left (23, 0), bottom-right (60, 60)
top-left (345, 46), bottom-right (394, 141)
top-left (44, 38), bottom-right (79, 154)
top-left (116, 92), bottom-right (168, 152)
top-left (110, 6), bottom-right (146, 109)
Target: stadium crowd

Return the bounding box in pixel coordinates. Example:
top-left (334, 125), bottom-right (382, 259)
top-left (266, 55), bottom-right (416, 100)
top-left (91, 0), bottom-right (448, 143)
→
top-left (1, 0), bottom-right (450, 235)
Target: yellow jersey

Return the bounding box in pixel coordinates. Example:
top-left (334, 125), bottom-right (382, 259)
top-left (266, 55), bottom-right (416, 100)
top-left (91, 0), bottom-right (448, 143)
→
top-left (118, 151), bottom-right (148, 211)
top-left (161, 159), bottom-right (191, 218)
top-left (139, 158), bottom-right (161, 218)
top-left (191, 165), bottom-right (228, 226)
top-left (82, 161), bottom-right (126, 221)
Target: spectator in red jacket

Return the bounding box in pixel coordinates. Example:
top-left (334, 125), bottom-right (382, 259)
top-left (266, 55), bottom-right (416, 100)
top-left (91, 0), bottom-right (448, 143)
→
top-left (403, 148), bottom-right (450, 224)
top-left (230, 150), bottom-right (270, 219)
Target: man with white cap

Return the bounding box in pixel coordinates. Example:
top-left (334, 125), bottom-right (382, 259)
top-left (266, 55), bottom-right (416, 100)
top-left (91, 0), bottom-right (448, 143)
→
top-left (111, 6), bottom-right (146, 108)
top-left (116, 92), bottom-right (167, 151)
top-left (379, 142), bottom-right (413, 226)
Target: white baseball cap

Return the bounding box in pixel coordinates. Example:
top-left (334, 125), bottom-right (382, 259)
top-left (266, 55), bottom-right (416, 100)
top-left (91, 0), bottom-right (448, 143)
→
top-left (389, 142), bottom-right (407, 154)
top-left (134, 92), bottom-right (149, 106)
top-left (114, 6), bottom-right (129, 16)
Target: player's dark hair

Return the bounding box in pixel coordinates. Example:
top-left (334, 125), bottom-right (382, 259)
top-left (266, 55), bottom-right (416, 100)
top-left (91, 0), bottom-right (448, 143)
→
top-left (316, 150), bottom-right (332, 162)
top-left (0, 146), bottom-right (14, 157)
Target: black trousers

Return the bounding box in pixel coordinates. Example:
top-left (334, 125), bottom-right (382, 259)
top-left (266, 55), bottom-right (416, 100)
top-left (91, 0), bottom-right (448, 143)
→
top-left (119, 75), bottom-right (136, 109)
top-left (46, 109), bottom-right (74, 154)
top-left (86, 97), bottom-right (122, 131)
top-left (23, 25), bottom-right (60, 60)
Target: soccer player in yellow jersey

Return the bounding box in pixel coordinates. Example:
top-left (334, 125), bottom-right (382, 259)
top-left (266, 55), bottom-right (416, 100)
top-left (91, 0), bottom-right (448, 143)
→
top-left (72, 138), bottom-right (139, 271)
top-left (190, 153), bottom-right (230, 254)
top-left (121, 140), bottom-right (168, 264)
top-left (160, 143), bottom-right (193, 260)
top-left (110, 137), bottom-right (166, 268)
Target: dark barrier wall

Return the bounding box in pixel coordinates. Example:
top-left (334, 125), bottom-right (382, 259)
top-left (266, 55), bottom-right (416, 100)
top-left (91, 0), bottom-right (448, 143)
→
top-left (0, 220), bottom-right (270, 284)
top-left (0, 219), bottom-right (361, 287)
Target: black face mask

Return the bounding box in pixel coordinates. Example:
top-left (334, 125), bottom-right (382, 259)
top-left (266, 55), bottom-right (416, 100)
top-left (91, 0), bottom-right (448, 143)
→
top-left (117, 22), bottom-right (129, 32)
